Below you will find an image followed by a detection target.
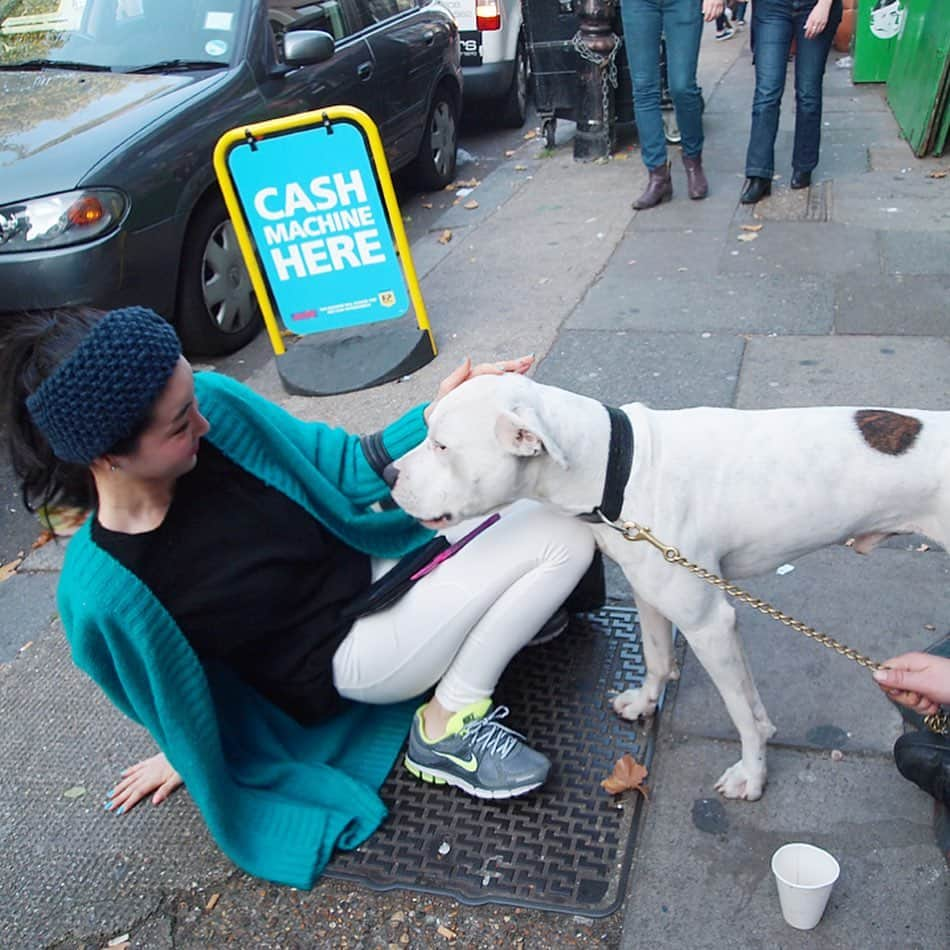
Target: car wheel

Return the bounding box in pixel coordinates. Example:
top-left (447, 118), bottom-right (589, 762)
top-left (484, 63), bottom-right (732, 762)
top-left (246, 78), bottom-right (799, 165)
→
top-left (176, 196), bottom-right (262, 356)
top-left (410, 85), bottom-right (458, 191)
top-left (499, 32), bottom-right (529, 129)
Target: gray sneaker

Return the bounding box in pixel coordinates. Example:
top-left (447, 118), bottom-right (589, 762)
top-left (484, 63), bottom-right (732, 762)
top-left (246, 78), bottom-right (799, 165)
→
top-left (404, 698), bottom-right (550, 799)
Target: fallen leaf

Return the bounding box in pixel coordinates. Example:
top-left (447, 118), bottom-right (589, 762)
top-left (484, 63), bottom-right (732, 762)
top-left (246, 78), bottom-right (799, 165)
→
top-left (523, 129), bottom-right (538, 140)
top-left (454, 178), bottom-right (479, 188)
top-left (916, 543), bottom-right (930, 552)
top-left (389, 911), bottom-right (406, 923)
top-left (514, 164), bottom-right (527, 171)
top-left (463, 200), bottom-right (479, 210)
top-left (0, 557), bottom-right (23, 582)
top-left (106, 935), bottom-right (130, 948)
top-left (63, 785), bottom-right (86, 799)
top-left (437, 229), bottom-right (453, 244)
top-left (437, 925), bottom-right (457, 939)
top-left (928, 169), bottom-right (947, 179)
top-left (206, 893), bottom-right (220, 911)
top-left (740, 223), bottom-right (763, 232)
top-left (601, 753), bottom-right (649, 798)
top-left (421, 202), bottom-right (433, 209)
top-left (737, 232), bottom-right (758, 242)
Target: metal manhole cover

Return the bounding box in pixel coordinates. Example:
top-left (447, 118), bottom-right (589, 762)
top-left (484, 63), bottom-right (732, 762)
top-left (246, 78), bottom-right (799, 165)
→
top-left (326, 606), bottom-right (659, 916)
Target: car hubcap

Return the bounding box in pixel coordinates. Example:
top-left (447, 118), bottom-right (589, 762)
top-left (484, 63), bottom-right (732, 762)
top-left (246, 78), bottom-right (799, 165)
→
top-left (429, 101), bottom-right (456, 179)
top-left (202, 219), bottom-right (256, 334)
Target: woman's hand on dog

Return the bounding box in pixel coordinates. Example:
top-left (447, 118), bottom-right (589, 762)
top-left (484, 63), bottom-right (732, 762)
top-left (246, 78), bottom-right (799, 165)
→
top-left (425, 355), bottom-right (534, 423)
top-left (873, 652), bottom-right (950, 716)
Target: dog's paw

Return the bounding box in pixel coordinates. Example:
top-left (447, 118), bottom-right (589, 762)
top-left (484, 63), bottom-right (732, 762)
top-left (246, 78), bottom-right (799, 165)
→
top-left (714, 761), bottom-right (766, 801)
top-left (612, 688), bottom-right (658, 721)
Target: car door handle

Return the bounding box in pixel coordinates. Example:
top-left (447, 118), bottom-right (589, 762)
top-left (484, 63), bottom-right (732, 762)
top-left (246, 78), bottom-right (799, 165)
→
top-left (357, 61), bottom-right (373, 81)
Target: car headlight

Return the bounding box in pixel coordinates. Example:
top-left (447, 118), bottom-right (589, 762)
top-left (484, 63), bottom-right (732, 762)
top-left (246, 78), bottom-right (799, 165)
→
top-left (0, 188), bottom-right (127, 252)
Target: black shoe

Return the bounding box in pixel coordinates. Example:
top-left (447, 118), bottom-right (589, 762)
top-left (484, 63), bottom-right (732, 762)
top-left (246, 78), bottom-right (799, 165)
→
top-left (740, 176), bottom-right (772, 204)
top-left (894, 730), bottom-right (950, 806)
top-left (790, 170), bottom-right (812, 190)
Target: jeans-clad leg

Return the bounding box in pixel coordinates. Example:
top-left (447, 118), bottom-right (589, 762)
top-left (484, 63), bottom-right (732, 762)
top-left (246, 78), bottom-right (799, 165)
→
top-left (663, 0), bottom-right (704, 158)
top-left (792, 2), bottom-right (841, 173)
top-left (744, 0), bottom-right (794, 179)
top-left (621, 0), bottom-right (665, 169)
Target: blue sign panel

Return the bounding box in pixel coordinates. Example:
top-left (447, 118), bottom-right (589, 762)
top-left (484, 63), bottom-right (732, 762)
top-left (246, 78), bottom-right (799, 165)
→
top-left (227, 121), bottom-right (409, 334)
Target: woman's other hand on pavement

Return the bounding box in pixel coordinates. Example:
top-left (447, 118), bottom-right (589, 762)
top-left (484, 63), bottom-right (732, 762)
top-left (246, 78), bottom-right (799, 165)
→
top-left (103, 752), bottom-right (183, 814)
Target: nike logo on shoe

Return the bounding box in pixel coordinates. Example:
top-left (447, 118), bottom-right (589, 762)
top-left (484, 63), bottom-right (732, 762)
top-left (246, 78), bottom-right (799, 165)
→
top-left (431, 749), bottom-right (478, 771)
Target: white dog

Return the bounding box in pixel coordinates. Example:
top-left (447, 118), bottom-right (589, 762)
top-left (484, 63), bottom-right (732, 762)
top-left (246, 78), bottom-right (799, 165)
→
top-left (389, 373), bottom-right (950, 800)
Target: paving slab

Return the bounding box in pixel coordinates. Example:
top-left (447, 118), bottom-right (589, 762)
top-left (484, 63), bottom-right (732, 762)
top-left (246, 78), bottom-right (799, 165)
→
top-left (831, 172), bottom-right (950, 231)
top-left (569, 271), bottom-right (833, 335)
top-left (835, 275), bottom-right (950, 335)
top-left (619, 734), bottom-right (948, 949)
top-left (612, 227), bottom-right (729, 279)
top-left (628, 187), bottom-right (744, 229)
top-left (536, 329), bottom-right (743, 411)
top-left (718, 221), bottom-right (881, 276)
top-left (0, 570), bottom-right (59, 664)
top-left (880, 231), bottom-right (950, 276)
top-left (671, 546), bottom-right (950, 752)
top-left (735, 336), bottom-right (950, 409)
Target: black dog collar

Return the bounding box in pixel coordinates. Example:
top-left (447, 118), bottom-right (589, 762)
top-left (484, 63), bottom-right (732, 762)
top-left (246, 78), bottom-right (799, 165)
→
top-left (579, 404), bottom-right (634, 524)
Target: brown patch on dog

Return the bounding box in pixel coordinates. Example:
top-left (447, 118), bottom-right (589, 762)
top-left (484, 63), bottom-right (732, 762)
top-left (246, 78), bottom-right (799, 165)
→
top-left (854, 410), bottom-right (922, 455)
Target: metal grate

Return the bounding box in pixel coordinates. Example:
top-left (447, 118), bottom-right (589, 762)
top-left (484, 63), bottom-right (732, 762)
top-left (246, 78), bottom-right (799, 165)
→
top-left (326, 606), bottom-right (659, 916)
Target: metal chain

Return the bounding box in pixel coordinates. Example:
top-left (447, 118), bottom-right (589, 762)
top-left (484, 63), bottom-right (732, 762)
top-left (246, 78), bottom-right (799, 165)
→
top-left (571, 31), bottom-right (623, 131)
top-left (598, 514), bottom-right (950, 736)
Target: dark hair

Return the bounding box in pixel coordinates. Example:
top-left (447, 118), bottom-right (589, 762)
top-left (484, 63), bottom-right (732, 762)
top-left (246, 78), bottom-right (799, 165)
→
top-left (0, 308), bottom-right (150, 515)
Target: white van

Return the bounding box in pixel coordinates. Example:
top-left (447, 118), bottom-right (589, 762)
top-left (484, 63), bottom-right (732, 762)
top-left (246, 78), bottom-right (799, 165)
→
top-left (440, 0), bottom-right (528, 126)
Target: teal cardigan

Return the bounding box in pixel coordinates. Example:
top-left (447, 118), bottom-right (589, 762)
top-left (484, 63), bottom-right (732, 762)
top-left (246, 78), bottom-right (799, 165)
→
top-left (58, 372), bottom-right (434, 887)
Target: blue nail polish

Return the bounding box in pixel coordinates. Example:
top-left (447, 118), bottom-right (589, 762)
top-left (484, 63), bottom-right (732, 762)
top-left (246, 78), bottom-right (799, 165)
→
top-left (107, 787), bottom-right (116, 798)
top-left (116, 805), bottom-right (125, 815)
top-left (103, 800), bottom-right (114, 810)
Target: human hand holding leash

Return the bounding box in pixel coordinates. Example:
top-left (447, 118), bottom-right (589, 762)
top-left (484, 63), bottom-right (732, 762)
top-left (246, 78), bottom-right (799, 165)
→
top-left (873, 652), bottom-right (950, 717)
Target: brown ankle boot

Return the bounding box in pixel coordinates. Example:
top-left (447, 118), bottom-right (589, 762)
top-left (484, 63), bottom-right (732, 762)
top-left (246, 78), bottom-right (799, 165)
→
top-left (682, 153), bottom-right (708, 199)
top-left (632, 162), bottom-right (673, 210)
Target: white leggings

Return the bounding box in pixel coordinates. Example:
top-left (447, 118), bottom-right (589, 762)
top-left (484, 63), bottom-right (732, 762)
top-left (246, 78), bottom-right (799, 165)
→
top-left (332, 501), bottom-right (595, 712)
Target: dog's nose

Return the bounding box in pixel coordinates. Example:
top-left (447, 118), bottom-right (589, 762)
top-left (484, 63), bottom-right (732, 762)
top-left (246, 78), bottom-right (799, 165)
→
top-left (382, 462), bottom-right (399, 488)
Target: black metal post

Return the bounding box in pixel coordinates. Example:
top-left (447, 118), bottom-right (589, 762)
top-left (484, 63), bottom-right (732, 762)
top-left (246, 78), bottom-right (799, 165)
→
top-left (572, 0), bottom-right (618, 161)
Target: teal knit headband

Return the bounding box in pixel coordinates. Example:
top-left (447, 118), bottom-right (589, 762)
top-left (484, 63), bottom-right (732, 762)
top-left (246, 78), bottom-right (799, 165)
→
top-left (26, 307), bottom-right (182, 465)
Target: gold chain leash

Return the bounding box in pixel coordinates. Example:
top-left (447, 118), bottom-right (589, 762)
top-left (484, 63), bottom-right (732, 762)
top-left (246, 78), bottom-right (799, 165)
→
top-left (599, 515), bottom-right (950, 736)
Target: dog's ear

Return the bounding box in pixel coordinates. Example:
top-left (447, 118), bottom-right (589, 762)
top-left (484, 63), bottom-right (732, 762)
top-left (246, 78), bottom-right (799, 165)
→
top-left (495, 407), bottom-right (568, 468)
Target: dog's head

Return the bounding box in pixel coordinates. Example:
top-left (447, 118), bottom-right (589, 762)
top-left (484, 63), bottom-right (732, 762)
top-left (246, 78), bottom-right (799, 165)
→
top-left (389, 374), bottom-right (567, 528)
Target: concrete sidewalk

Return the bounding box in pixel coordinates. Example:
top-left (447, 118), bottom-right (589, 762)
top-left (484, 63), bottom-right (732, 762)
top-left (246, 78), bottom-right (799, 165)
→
top-left (2, 26), bottom-right (949, 949)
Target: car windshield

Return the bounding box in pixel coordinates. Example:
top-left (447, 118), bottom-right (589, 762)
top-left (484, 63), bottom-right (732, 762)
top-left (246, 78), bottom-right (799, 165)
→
top-left (0, 0), bottom-right (249, 71)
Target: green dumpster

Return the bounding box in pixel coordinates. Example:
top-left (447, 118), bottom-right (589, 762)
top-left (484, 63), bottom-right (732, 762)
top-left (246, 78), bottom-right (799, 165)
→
top-left (886, 0), bottom-right (950, 155)
top-left (852, 0), bottom-right (904, 83)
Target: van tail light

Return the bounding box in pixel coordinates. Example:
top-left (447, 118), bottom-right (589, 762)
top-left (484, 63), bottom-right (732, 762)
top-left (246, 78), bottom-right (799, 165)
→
top-left (476, 1), bottom-right (501, 30)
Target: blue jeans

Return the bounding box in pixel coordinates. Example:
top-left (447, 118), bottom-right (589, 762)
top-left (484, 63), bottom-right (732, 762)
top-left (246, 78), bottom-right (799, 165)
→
top-left (745, 0), bottom-right (842, 178)
top-left (620, 0), bottom-right (704, 168)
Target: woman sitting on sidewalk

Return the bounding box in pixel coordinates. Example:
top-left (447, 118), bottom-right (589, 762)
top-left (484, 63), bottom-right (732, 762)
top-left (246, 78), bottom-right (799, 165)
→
top-left (2, 306), bottom-right (594, 887)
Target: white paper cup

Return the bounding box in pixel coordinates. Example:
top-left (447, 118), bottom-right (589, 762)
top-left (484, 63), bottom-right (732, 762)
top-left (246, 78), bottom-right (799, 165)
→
top-left (770, 842), bottom-right (840, 930)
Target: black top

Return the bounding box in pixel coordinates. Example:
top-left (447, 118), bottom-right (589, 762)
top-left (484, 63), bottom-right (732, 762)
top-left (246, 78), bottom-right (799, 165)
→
top-left (92, 441), bottom-right (372, 724)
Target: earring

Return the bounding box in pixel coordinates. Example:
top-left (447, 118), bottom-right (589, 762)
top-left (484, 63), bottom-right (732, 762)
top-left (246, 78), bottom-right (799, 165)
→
top-left (110, 463), bottom-right (119, 472)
